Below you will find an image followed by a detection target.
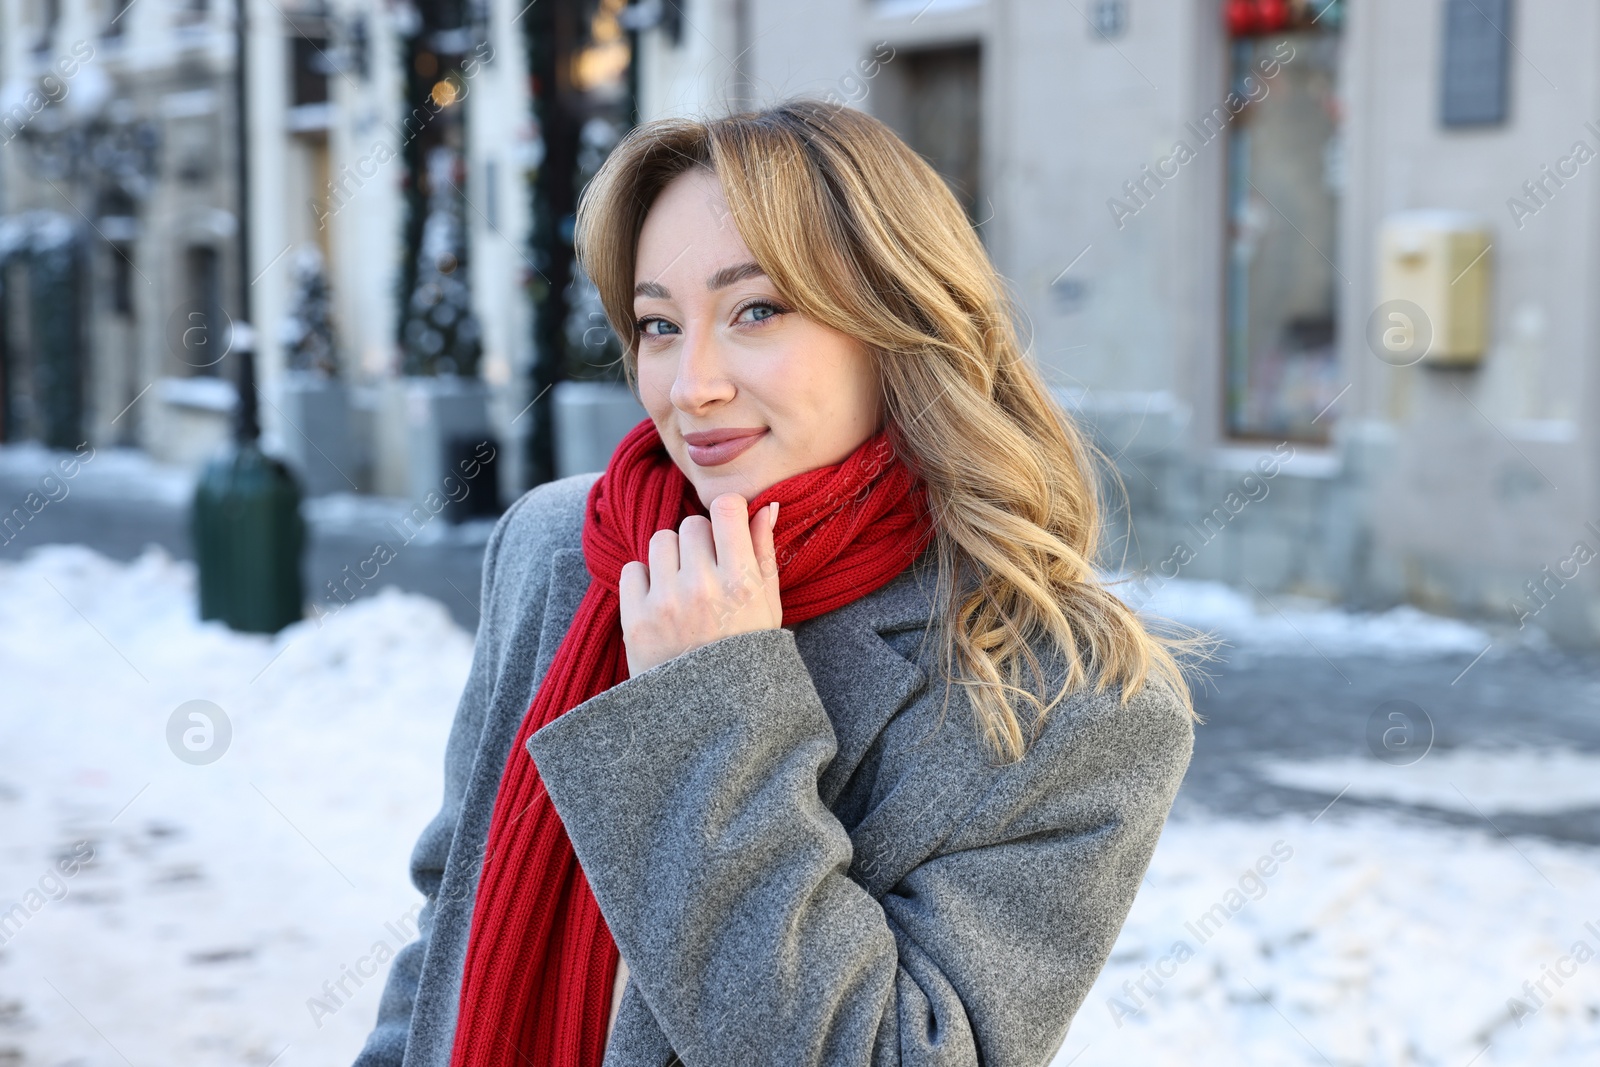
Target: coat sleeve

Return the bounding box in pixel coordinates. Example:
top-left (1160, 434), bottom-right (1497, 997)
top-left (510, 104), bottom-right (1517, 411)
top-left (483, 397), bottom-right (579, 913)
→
top-left (525, 625), bottom-right (1193, 1067)
top-left (351, 489), bottom-right (537, 1067)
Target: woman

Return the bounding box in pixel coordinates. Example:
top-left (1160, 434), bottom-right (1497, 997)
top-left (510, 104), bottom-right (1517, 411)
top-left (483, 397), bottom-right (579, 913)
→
top-left (354, 100), bottom-right (1198, 1067)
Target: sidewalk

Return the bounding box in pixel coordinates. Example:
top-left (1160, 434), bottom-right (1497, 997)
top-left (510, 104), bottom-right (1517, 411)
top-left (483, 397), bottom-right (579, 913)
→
top-left (0, 544), bottom-right (1596, 1065)
top-left (0, 442), bottom-right (500, 632)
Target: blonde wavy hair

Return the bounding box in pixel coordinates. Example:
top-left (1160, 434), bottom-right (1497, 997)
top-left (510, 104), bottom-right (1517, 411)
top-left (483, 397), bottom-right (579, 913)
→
top-left (575, 99), bottom-right (1202, 763)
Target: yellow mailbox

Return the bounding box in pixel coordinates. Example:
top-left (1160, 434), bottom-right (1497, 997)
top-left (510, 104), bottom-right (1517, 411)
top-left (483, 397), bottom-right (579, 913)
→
top-left (1377, 210), bottom-right (1493, 366)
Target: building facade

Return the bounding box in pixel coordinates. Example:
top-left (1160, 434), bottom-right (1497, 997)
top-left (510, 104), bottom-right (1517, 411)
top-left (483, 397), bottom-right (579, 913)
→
top-left (3, 0), bottom-right (1597, 643)
top-left (634, 0), bottom-right (1600, 643)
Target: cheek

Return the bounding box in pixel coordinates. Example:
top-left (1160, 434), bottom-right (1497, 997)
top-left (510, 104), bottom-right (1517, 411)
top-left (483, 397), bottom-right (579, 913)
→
top-left (635, 355), bottom-right (674, 413)
top-left (805, 343), bottom-right (877, 422)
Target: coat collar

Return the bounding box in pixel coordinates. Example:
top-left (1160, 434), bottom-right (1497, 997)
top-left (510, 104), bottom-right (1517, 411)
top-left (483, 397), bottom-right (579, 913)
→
top-left (533, 545), bottom-right (941, 806)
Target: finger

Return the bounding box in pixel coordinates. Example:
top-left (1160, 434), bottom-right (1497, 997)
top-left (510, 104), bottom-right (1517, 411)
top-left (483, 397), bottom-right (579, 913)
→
top-left (709, 492), bottom-right (758, 591)
top-left (676, 514), bottom-right (716, 575)
top-left (753, 501), bottom-right (779, 582)
top-left (647, 527), bottom-right (680, 582)
top-left (618, 560), bottom-right (648, 627)
top-left (752, 500), bottom-right (781, 625)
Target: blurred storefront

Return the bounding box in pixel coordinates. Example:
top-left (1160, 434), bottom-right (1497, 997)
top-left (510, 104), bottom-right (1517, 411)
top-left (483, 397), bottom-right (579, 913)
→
top-left (629, 0), bottom-right (1600, 643)
top-left (0, 0), bottom-right (639, 512)
top-left (3, 0), bottom-right (1598, 642)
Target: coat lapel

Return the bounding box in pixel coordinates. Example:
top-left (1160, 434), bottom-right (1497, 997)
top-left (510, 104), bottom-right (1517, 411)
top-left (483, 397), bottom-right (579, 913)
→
top-left (793, 555), bottom-right (940, 807)
top-left (531, 547), bottom-right (593, 692)
top-left (531, 545), bottom-right (939, 807)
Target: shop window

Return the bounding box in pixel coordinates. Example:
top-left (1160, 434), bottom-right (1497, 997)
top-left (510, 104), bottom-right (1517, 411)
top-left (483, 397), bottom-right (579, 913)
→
top-left (292, 34), bottom-right (333, 108)
top-left (1223, 1), bottom-right (1344, 443)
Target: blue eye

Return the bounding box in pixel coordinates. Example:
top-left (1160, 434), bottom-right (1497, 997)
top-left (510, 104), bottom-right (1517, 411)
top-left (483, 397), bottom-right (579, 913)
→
top-left (736, 300), bottom-right (788, 325)
top-left (636, 317), bottom-right (678, 336)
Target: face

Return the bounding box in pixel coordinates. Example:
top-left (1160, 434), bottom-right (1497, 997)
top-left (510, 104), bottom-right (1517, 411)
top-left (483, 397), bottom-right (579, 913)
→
top-left (631, 167), bottom-right (883, 509)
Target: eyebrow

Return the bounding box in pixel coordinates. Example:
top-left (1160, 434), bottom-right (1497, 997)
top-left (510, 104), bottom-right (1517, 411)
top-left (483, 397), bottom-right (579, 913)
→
top-left (634, 260), bottom-right (766, 299)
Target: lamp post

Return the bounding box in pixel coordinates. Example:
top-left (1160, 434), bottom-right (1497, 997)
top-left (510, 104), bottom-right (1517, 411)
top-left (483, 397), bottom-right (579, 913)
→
top-left (189, 0), bottom-right (307, 633)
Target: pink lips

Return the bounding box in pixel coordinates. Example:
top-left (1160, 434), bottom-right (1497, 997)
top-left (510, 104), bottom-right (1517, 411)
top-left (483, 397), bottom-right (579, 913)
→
top-left (682, 427), bottom-right (767, 467)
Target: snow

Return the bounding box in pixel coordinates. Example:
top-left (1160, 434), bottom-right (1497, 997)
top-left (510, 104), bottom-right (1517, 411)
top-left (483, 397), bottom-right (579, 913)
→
top-left (1255, 749), bottom-right (1600, 816)
top-left (1055, 812), bottom-right (1600, 1067)
top-left (1119, 574), bottom-right (1498, 658)
top-left (157, 375), bottom-right (239, 413)
top-left (0, 544), bottom-right (471, 1065)
top-left (0, 443), bottom-right (497, 546)
top-left (0, 442), bottom-right (195, 506)
top-left (3, 546), bottom-right (1597, 1065)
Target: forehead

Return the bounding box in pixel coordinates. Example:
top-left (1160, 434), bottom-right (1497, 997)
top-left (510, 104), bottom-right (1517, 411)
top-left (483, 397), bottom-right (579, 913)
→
top-left (635, 169), bottom-right (755, 286)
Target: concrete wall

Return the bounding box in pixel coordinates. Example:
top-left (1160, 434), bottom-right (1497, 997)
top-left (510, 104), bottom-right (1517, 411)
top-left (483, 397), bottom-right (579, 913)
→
top-left (1346, 0), bottom-right (1600, 637)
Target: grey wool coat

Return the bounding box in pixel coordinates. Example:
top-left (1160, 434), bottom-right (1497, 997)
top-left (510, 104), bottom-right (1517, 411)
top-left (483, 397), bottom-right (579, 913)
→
top-left (352, 471), bottom-right (1194, 1067)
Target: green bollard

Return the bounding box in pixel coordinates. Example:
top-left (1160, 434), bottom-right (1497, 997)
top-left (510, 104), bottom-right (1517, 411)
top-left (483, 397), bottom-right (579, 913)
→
top-left (190, 341), bottom-right (306, 634)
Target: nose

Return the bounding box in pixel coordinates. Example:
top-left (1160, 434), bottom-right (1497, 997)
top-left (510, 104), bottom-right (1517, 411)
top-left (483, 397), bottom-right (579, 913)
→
top-left (669, 324), bottom-right (736, 413)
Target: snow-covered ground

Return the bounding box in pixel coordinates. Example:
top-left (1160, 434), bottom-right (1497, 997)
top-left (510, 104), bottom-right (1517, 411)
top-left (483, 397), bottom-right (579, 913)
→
top-left (0, 544), bottom-right (470, 1065)
top-left (2, 545), bottom-right (1597, 1065)
top-left (0, 440), bottom-right (498, 548)
top-left (1254, 748), bottom-right (1600, 816)
top-left (1125, 572), bottom-right (1503, 658)
top-left (1059, 814), bottom-right (1600, 1067)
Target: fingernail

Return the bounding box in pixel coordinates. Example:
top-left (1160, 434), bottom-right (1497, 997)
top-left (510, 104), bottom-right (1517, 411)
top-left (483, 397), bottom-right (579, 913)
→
top-left (769, 501), bottom-right (779, 525)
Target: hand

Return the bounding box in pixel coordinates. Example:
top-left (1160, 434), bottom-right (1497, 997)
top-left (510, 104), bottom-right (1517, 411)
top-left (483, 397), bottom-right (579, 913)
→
top-left (618, 493), bottom-right (782, 677)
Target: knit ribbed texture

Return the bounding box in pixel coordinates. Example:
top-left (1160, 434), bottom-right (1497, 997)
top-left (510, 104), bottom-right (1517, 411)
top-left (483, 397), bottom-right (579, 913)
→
top-left (448, 417), bottom-right (935, 1067)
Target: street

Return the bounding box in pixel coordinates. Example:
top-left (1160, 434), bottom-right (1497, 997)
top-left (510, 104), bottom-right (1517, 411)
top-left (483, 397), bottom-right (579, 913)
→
top-left (2, 445), bottom-right (1598, 1065)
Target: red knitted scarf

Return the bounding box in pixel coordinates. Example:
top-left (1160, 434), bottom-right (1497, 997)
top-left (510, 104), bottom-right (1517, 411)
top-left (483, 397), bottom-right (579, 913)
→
top-left (448, 416), bottom-right (935, 1067)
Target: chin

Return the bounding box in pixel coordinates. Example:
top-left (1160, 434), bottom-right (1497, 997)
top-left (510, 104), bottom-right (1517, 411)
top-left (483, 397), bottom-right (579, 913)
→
top-left (692, 471), bottom-right (766, 509)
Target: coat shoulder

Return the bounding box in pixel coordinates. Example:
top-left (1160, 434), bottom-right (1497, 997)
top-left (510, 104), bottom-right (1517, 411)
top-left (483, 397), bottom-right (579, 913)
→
top-left (875, 625), bottom-right (1196, 847)
top-left (476, 471), bottom-right (599, 628)
top-left (955, 663), bottom-right (1195, 844)
top-left (494, 471), bottom-right (599, 561)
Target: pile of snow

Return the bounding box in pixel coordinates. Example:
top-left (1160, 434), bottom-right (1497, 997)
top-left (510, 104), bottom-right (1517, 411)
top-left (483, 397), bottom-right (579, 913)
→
top-left (1256, 749), bottom-right (1600, 816)
top-left (1119, 575), bottom-right (1495, 658)
top-left (3, 546), bottom-right (1596, 1065)
top-left (0, 442), bottom-right (194, 506)
top-left (0, 544), bottom-right (472, 1065)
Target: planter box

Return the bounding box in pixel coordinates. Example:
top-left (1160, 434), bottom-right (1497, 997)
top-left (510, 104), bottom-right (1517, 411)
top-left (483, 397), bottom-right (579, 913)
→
top-left (150, 375), bottom-right (235, 471)
top-left (398, 375), bottom-right (500, 522)
top-left (276, 371), bottom-right (357, 496)
top-left (554, 379), bottom-right (648, 477)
